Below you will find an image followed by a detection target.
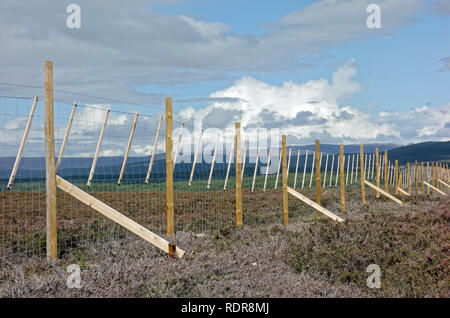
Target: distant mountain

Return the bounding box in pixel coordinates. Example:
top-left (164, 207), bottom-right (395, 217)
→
top-left (387, 141), bottom-right (450, 164)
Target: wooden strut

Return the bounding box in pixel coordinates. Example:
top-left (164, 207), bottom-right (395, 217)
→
top-left (282, 136), bottom-right (288, 225)
top-left (399, 171), bottom-right (403, 191)
top-left (350, 154), bottom-right (355, 184)
top-left (55, 101), bottom-right (77, 174)
top-left (379, 154), bottom-right (383, 180)
top-left (189, 128), bottom-right (203, 187)
top-left (440, 180), bottom-right (450, 188)
top-left (241, 139), bottom-right (248, 181)
top-left (375, 148), bottom-right (380, 199)
top-left (414, 161), bottom-right (418, 196)
top-left (424, 181), bottom-right (446, 196)
top-left (301, 150), bottom-right (308, 189)
top-left (224, 139), bottom-right (234, 190)
top-left (293, 149), bottom-right (300, 189)
top-left (335, 154), bottom-right (340, 187)
top-left (309, 151), bottom-right (315, 188)
top-left (360, 145), bottom-right (366, 204)
top-left (339, 145), bottom-right (346, 213)
top-left (287, 187), bottom-right (344, 223)
top-left (235, 122), bottom-right (243, 227)
top-left (329, 154), bottom-right (334, 187)
top-left (251, 142), bottom-right (260, 192)
top-left (398, 186), bottom-right (411, 196)
top-left (345, 153), bottom-right (350, 186)
top-left (387, 162), bottom-right (390, 186)
top-left (371, 153), bottom-right (375, 179)
top-left (207, 134), bottom-right (220, 189)
top-left (421, 162), bottom-right (425, 196)
top-left (87, 109), bottom-right (110, 187)
top-left (118, 113), bottom-right (139, 185)
top-left (286, 148), bottom-right (292, 181)
top-left (315, 141), bottom-right (321, 215)
top-left (56, 176), bottom-right (184, 258)
top-left (322, 153), bottom-right (328, 189)
top-left (7, 96), bottom-right (38, 189)
top-left (364, 180), bottom-right (404, 205)
top-left (406, 162), bottom-right (411, 194)
top-left (145, 115), bottom-right (163, 184)
top-left (395, 160), bottom-right (399, 195)
top-left (364, 154), bottom-right (368, 181)
top-left (172, 122), bottom-right (184, 171)
top-left (263, 147), bottom-right (272, 191)
top-left (274, 149), bottom-right (282, 189)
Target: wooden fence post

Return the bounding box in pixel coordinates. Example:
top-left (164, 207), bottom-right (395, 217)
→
top-left (315, 140), bottom-right (321, 215)
top-left (282, 135), bottom-right (288, 225)
top-left (375, 148), bottom-right (380, 198)
top-left (384, 150), bottom-right (388, 192)
top-left (166, 97), bottom-right (174, 236)
top-left (340, 144), bottom-right (346, 213)
top-left (235, 122), bottom-right (243, 228)
top-left (44, 61), bottom-right (57, 260)
top-left (360, 144), bottom-right (366, 204)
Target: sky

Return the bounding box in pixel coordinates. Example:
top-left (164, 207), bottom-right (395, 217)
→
top-left (0, 0), bottom-right (449, 155)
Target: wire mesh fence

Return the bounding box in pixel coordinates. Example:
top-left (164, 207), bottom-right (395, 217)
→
top-left (1, 95), bottom-right (448, 260)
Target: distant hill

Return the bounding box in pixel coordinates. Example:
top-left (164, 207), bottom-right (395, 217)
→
top-left (286, 143), bottom-right (398, 154)
top-left (1, 142), bottom-right (448, 184)
top-left (387, 141), bottom-right (450, 164)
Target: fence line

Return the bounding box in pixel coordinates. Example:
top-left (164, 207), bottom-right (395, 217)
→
top-left (1, 87), bottom-right (448, 260)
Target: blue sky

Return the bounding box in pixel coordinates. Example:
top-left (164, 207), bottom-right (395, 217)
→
top-left (0, 0), bottom-right (449, 146)
top-left (150, 0), bottom-right (450, 115)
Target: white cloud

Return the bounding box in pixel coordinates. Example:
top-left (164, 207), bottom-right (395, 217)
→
top-left (175, 60), bottom-right (450, 146)
top-left (177, 60), bottom-right (397, 143)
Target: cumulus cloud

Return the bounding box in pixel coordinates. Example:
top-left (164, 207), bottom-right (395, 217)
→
top-left (177, 60), bottom-right (398, 143)
top-left (174, 60), bottom-right (449, 147)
